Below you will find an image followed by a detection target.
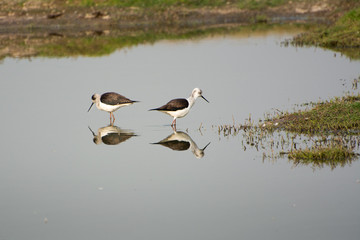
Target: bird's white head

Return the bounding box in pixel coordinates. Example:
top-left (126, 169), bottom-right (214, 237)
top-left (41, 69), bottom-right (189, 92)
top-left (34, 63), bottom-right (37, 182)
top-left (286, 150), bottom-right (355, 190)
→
top-left (191, 88), bottom-right (209, 103)
top-left (91, 93), bottom-right (100, 103)
top-left (88, 93), bottom-right (100, 112)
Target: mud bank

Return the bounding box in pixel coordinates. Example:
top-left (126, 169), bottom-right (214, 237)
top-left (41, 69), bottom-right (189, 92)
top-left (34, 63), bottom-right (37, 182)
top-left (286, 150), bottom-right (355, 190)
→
top-left (1, 0), bottom-right (359, 60)
top-left (0, 1), bottom-right (354, 34)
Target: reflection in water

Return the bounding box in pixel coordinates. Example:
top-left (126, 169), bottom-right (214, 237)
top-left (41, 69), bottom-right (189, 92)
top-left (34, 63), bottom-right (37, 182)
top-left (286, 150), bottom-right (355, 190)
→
top-left (0, 25), bottom-right (311, 60)
top-left (236, 123), bottom-right (360, 170)
top-left (153, 130), bottom-right (210, 159)
top-left (88, 125), bottom-right (136, 145)
top-left (288, 155), bottom-right (356, 171)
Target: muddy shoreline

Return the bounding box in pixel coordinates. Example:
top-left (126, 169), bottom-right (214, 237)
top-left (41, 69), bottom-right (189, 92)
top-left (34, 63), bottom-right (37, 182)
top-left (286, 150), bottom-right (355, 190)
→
top-left (0, 1), bottom-right (351, 34)
top-left (0, 1), bottom-right (358, 60)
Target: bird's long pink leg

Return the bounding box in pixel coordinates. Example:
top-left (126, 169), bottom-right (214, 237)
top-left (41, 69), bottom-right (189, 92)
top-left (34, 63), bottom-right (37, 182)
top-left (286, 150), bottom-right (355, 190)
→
top-left (110, 112), bottom-right (115, 124)
top-left (171, 118), bottom-right (176, 126)
top-left (171, 123), bottom-right (177, 131)
top-left (109, 112), bottom-right (115, 125)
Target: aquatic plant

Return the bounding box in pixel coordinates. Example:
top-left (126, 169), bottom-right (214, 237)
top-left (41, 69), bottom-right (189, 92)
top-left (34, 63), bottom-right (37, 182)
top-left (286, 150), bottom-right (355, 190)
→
top-left (288, 144), bottom-right (357, 170)
top-left (263, 93), bottom-right (360, 134)
top-left (288, 145), bottom-right (355, 161)
top-left (215, 93), bottom-right (360, 170)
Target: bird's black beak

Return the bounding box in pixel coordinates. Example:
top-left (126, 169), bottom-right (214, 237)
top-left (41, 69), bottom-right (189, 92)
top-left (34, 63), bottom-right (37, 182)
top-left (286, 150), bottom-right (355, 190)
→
top-left (87, 102), bottom-right (94, 112)
top-left (202, 142), bottom-right (211, 150)
top-left (88, 126), bottom-right (95, 136)
top-left (201, 95), bottom-right (209, 103)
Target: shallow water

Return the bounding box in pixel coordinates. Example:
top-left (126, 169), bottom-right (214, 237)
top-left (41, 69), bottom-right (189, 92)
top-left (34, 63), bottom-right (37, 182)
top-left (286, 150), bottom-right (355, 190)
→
top-left (1, 31), bottom-right (360, 240)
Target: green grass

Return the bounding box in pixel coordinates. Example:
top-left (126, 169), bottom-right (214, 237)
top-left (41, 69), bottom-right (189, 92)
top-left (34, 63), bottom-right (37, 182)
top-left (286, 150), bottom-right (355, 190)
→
top-left (218, 107), bottom-right (359, 169)
top-left (265, 94), bottom-right (360, 134)
top-left (288, 145), bottom-right (356, 169)
top-left (238, 0), bottom-right (287, 10)
top-left (288, 145), bottom-right (355, 161)
top-left (232, 94), bottom-right (360, 168)
top-left (291, 7), bottom-right (360, 58)
top-left (1, 24), bottom-right (303, 60)
top-left (5, 0), bottom-right (360, 11)
top-left (9, 0), bottom-right (304, 9)
top-left (67, 0), bottom-right (235, 8)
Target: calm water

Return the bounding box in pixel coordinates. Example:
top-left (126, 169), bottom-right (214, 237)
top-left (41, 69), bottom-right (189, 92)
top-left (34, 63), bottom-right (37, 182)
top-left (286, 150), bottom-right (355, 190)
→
top-left (1, 31), bottom-right (360, 240)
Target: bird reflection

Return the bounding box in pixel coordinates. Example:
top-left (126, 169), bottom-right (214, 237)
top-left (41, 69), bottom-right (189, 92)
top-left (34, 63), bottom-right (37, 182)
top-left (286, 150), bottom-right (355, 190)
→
top-left (152, 130), bottom-right (210, 158)
top-left (88, 125), bottom-right (136, 145)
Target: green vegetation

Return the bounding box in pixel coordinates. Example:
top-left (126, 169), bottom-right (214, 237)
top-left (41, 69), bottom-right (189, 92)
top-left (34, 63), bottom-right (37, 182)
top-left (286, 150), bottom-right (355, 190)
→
top-left (7, 0), bottom-right (350, 9)
top-left (264, 93), bottom-right (360, 134)
top-left (288, 145), bottom-right (355, 161)
top-left (216, 92), bottom-right (360, 168)
top-left (2, 1), bottom-right (359, 59)
top-left (9, 0), bottom-right (356, 9)
top-left (291, 7), bottom-right (360, 59)
top-left (263, 94), bottom-right (360, 165)
top-left (0, 24), bottom-right (303, 59)
top-left (238, 0), bottom-right (287, 10)
top-left (288, 145), bottom-right (356, 169)
top-left (66, 0), bottom-right (291, 8)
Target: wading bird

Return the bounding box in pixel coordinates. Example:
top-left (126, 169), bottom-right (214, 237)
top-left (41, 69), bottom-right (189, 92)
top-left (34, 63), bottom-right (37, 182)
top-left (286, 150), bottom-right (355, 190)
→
top-left (88, 92), bottom-right (138, 123)
top-left (150, 88), bottom-right (209, 127)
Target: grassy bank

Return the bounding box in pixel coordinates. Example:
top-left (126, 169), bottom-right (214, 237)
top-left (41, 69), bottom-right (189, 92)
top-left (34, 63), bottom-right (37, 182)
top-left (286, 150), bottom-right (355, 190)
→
top-left (5, 0), bottom-right (314, 9)
top-left (1, 0), bottom-right (358, 61)
top-left (288, 145), bottom-right (356, 161)
top-left (264, 93), bottom-right (360, 134)
top-left (71, 0), bottom-right (332, 10)
top-left (2, 0), bottom-right (358, 12)
top-left (2, 0), bottom-right (358, 60)
top-left (288, 145), bottom-right (357, 169)
top-left (216, 93), bottom-right (360, 166)
top-left (291, 7), bottom-right (360, 59)
top-left (264, 94), bottom-right (360, 163)
top-left (0, 23), bottom-right (304, 60)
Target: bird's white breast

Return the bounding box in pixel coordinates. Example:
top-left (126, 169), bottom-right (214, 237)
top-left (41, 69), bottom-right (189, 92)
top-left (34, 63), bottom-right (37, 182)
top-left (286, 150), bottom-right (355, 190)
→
top-left (97, 101), bottom-right (130, 112)
top-left (167, 106), bottom-right (190, 119)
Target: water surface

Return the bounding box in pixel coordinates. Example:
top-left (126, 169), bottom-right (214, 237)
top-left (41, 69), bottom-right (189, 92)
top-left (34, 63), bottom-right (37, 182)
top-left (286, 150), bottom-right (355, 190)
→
top-left (0, 30), bottom-right (360, 240)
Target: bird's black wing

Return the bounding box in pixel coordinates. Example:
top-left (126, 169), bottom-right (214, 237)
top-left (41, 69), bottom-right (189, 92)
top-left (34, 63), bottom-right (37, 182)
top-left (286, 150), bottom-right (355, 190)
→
top-left (101, 92), bottom-right (135, 105)
top-left (152, 98), bottom-right (189, 111)
top-left (155, 140), bottom-right (190, 151)
top-left (102, 133), bottom-right (134, 145)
